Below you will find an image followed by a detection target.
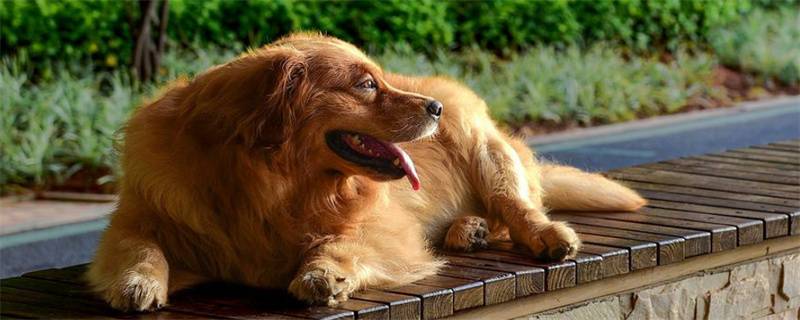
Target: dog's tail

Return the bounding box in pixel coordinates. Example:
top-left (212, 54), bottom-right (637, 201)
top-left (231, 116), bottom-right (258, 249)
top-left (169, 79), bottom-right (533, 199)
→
top-left (540, 164), bottom-right (646, 212)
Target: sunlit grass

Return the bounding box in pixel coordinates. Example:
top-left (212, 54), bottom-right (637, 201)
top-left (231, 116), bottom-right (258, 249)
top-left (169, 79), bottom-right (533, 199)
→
top-left (0, 45), bottom-right (245, 190)
top-left (710, 8), bottom-right (800, 85)
top-left (0, 45), bottom-right (718, 189)
top-left (1, 61), bottom-right (132, 187)
top-left (375, 45), bottom-right (720, 125)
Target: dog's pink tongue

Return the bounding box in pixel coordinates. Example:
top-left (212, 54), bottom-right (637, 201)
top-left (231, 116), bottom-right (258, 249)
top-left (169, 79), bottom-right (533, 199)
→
top-left (385, 143), bottom-right (420, 191)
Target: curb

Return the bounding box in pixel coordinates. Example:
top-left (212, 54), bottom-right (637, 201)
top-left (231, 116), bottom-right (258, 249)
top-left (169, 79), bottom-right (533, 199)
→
top-left (528, 96), bottom-right (800, 152)
top-left (0, 218), bottom-right (108, 250)
top-left (527, 96), bottom-right (800, 147)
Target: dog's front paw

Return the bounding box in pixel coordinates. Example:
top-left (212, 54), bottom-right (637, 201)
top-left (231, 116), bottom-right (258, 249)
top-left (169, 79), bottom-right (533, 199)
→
top-left (101, 271), bottom-right (167, 312)
top-left (288, 262), bottom-right (355, 306)
top-left (516, 221), bottom-right (580, 261)
top-left (443, 216), bottom-right (489, 252)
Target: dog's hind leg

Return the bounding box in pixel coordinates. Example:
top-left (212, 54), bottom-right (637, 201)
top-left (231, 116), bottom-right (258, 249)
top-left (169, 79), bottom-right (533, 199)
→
top-left (469, 132), bottom-right (580, 260)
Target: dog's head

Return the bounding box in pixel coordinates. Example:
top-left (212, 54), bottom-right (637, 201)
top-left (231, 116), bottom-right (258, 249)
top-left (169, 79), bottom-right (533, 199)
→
top-left (188, 33), bottom-right (441, 190)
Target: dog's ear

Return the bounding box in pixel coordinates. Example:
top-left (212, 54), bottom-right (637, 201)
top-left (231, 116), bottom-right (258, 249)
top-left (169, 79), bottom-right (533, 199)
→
top-left (193, 47), bottom-right (307, 149)
top-left (239, 48), bottom-right (308, 149)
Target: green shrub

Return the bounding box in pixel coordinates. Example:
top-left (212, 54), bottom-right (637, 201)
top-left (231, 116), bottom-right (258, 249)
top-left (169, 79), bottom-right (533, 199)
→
top-left (168, 0), bottom-right (297, 47)
top-left (446, 0), bottom-right (755, 52)
top-left (710, 8), bottom-right (800, 85)
top-left (375, 45), bottom-right (718, 124)
top-left (573, 0), bottom-right (754, 50)
top-left (0, 44), bottom-right (246, 188)
top-left (452, 0), bottom-right (582, 52)
top-left (327, 0), bottom-right (454, 51)
top-left (0, 0), bottom-right (134, 72)
top-left (1, 0), bottom-right (454, 70)
top-left (168, 0), bottom-right (454, 52)
top-left (0, 60), bottom-right (135, 187)
top-left (3, 0), bottom-right (794, 70)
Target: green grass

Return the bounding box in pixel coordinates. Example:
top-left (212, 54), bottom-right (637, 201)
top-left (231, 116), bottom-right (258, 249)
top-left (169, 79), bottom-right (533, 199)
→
top-left (0, 62), bottom-right (132, 188)
top-left (710, 7), bottom-right (800, 85)
top-left (1, 9), bottom-right (797, 192)
top-left (0, 45), bottom-right (719, 190)
top-left (0, 47), bottom-right (239, 190)
top-left (376, 45), bottom-right (720, 124)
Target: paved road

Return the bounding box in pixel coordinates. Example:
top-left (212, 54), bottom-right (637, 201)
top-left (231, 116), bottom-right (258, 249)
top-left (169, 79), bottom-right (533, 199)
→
top-left (533, 99), bottom-right (800, 171)
top-left (1, 100), bottom-right (799, 277)
top-left (1, 230), bottom-right (102, 277)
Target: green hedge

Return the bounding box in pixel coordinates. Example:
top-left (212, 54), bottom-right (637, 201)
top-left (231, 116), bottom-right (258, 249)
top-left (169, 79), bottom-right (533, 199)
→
top-left (166, 0), bottom-right (453, 52)
top-left (0, 0), bottom-right (134, 70)
top-left (1, 0), bottom-right (796, 71)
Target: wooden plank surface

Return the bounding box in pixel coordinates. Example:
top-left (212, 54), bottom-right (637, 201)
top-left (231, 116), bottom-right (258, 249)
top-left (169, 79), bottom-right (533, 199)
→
top-left (16, 267), bottom-right (365, 320)
top-left (442, 255), bottom-right (545, 298)
top-left (568, 223), bottom-right (685, 265)
top-left (414, 275), bottom-right (483, 311)
top-left (756, 143), bottom-right (800, 153)
top-left (179, 288), bottom-right (359, 320)
top-left (2, 276), bottom-right (259, 320)
top-left (641, 162), bottom-right (800, 185)
top-left (570, 253), bottom-right (604, 284)
top-left (624, 179), bottom-right (800, 208)
top-left (733, 147), bottom-right (799, 157)
top-left (770, 140), bottom-right (800, 148)
top-left (453, 249), bottom-right (576, 291)
top-left (574, 233), bottom-right (657, 270)
top-left (482, 242), bottom-right (603, 285)
top-left (730, 147), bottom-right (800, 161)
top-left (0, 285), bottom-right (128, 319)
top-left (576, 244), bottom-right (629, 278)
top-left (714, 150), bottom-right (800, 166)
top-left (487, 241), bottom-right (602, 285)
top-left (692, 154), bottom-right (800, 172)
top-left (663, 157), bottom-right (800, 179)
top-left (435, 265), bottom-right (514, 306)
top-left (551, 213), bottom-right (711, 257)
top-left (350, 290), bottom-right (421, 320)
top-left (612, 167), bottom-right (798, 193)
top-left (383, 284), bottom-right (452, 320)
top-left (639, 207), bottom-right (764, 246)
top-left (167, 286), bottom-right (355, 320)
top-left (582, 211), bottom-right (737, 253)
top-left (754, 145), bottom-right (799, 153)
top-left (3, 140), bottom-right (800, 320)
top-left (608, 168), bottom-right (800, 199)
top-left (332, 300), bottom-right (389, 320)
top-left (1, 299), bottom-right (108, 319)
top-left (637, 189), bottom-right (798, 214)
top-left (645, 199), bottom-right (790, 238)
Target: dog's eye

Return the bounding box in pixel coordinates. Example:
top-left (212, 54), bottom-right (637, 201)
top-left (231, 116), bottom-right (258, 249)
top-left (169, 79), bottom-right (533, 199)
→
top-left (357, 79), bottom-right (377, 90)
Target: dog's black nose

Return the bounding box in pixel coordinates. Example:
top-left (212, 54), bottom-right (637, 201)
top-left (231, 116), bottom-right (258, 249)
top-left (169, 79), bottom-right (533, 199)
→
top-left (426, 100), bottom-right (443, 119)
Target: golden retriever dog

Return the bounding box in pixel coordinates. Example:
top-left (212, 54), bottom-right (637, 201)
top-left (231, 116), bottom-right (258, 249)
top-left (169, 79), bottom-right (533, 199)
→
top-left (88, 33), bottom-right (645, 311)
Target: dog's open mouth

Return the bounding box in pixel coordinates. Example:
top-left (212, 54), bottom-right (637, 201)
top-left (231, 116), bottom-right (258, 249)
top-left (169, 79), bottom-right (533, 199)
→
top-left (326, 131), bottom-right (420, 190)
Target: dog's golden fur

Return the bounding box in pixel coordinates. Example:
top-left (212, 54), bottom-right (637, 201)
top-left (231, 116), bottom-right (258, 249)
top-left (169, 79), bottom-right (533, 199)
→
top-left (88, 33), bottom-right (645, 311)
